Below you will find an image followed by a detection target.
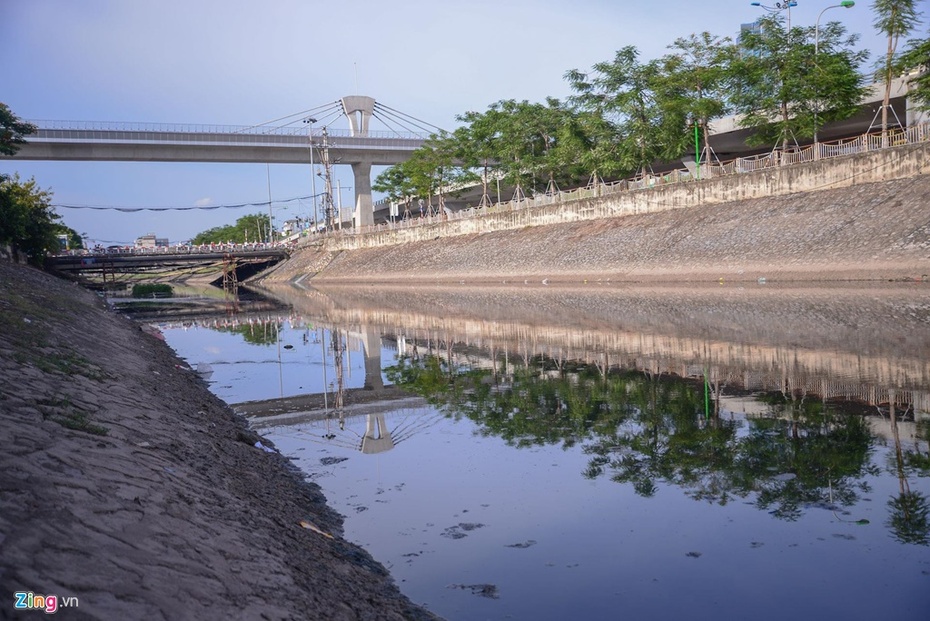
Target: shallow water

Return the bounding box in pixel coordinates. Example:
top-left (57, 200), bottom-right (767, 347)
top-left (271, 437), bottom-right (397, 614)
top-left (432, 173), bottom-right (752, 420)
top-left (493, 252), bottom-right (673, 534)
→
top-left (159, 284), bottom-right (930, 620)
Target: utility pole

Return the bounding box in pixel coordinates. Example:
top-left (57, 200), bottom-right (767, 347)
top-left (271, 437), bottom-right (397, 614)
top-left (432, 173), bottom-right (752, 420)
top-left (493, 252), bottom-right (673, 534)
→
top-left (303, 117), bottom-right (318, 232)
top-left (320, 127), bottom-right (336, 231)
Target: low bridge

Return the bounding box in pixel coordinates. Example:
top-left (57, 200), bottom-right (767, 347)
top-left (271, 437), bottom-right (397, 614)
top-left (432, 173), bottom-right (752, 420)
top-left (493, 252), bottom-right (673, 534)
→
top-left (48, 246), bottom-right (288, 283)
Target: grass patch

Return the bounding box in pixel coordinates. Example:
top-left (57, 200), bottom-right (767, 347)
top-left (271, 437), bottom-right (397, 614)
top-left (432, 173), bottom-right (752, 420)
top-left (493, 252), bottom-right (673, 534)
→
top-left (37, 397), bottom-right (109, 436)
top-left (132, 283), bottom-right (174, 298)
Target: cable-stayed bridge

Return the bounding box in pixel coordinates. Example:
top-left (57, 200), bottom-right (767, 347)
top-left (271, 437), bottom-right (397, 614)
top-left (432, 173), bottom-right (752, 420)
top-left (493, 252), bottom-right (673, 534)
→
top-left (10, 96), bottom-right (437, 227)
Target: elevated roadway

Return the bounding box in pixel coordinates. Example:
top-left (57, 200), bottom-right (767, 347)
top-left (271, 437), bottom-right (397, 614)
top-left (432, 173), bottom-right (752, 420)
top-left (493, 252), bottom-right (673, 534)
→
top-left (8, 96), bottom-right (430, 228)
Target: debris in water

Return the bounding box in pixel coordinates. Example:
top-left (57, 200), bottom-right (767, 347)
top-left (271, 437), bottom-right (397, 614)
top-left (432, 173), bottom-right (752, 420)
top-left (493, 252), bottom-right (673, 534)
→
top-left (506, 540), bottom-right (537, 549)
top-left (449, 583), bottom-right (499, 599)
top-left (686, 551), bottom-right (702, 558)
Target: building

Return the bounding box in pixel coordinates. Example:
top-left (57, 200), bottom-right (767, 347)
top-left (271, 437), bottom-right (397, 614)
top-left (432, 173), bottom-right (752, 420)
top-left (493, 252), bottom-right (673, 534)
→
top-left (134, 233), bottom-right (169, 248)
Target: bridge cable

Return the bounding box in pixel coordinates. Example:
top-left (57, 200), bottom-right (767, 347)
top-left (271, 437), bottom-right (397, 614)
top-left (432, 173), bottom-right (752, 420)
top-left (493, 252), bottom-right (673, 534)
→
top-left (235, 101), bottom-right (341, 133)
top-left (373, 103), bottom-right (445, 133)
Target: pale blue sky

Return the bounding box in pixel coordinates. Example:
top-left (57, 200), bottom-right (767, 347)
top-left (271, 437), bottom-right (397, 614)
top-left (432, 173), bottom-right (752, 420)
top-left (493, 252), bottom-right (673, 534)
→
top-left (0, 0), bottom-right (919, 245)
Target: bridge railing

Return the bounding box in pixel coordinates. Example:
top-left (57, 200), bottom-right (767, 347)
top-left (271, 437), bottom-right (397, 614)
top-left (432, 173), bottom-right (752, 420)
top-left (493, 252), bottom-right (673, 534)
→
top-left (54, 241), bottom-right (294, 258)
top-left (29, 119), bottom-right (428, 141)
top-left (321, 122), bottom-right (930, 243)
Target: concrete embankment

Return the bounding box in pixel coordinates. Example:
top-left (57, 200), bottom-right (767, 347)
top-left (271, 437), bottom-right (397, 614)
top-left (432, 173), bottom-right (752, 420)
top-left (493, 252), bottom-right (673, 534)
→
top-left (0, 260), bottom-right (439, 620)
top-left (262, 167), bottom-right (930, 285)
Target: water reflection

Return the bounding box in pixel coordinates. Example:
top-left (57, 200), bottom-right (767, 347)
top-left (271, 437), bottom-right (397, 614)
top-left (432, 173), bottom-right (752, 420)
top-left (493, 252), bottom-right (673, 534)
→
top-left (244, 282), bottom-right (930, 547)
top-left (158, 282), bottom-right (930, 620)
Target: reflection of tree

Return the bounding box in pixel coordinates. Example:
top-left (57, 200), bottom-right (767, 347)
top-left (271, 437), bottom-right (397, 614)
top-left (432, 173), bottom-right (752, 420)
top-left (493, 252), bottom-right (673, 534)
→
top-left (734, 393), bottom-right (873, 521)
top-left (886, 400), bottom-right (930, 546)
top-left (213, 321), bottom-right (281, 346)
top-left (388, 353), bottom-right (887, 529)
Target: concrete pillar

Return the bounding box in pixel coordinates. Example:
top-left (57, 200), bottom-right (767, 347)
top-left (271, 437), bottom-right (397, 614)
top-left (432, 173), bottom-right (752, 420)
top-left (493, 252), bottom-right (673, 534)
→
top-left (352, 160), bottom-right (374, 228)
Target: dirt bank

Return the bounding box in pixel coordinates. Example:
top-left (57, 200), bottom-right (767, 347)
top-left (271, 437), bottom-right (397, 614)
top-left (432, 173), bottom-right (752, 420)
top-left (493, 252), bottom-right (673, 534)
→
top-left (0, 260), bottom-right (439, 620)
top-left (262, 175), bottom-right (930, 285)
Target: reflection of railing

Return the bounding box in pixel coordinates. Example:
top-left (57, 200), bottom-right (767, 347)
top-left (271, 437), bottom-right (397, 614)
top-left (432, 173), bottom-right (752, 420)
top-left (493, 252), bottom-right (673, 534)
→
top-left (317, 123), bottom-right (930, 242)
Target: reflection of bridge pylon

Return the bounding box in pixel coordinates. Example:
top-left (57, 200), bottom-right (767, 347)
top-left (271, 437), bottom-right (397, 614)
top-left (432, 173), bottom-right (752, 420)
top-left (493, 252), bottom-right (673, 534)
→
top-left (362, 414), bottom-right (394, 454)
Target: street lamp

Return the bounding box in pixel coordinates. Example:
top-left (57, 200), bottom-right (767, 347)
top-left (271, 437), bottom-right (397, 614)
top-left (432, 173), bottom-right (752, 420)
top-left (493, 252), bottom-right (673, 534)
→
top-left (814, 1), bottom-right (855, 144)
top-left (816, 1), bottom-right (854, 54)
top-left (303, 116), bottom-right (318, 232)
top-left (750, 1), bottom-right (797, 28)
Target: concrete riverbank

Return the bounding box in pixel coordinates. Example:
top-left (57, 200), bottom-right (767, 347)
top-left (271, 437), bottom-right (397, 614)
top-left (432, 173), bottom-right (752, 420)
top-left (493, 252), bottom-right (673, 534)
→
top-left (262, 170), bottom-right (930, 286)
top-left (0, 260), bottom-right (439, 620)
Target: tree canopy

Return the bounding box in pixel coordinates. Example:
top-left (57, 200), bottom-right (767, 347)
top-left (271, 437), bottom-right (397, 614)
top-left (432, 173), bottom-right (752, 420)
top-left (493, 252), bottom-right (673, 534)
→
top-left (0, 102), bottom-right (36, 157)
top-left (0, 173), bottom-right (62, 265)
top-left (191, 213), bottom-right (272, 245)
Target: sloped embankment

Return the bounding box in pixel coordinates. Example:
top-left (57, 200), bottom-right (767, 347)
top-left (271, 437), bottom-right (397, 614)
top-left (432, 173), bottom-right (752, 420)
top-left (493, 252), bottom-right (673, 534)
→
top-left (0, 260), bottom-right (439, 620)
top-left (266, 175), bottom-right (930, 284)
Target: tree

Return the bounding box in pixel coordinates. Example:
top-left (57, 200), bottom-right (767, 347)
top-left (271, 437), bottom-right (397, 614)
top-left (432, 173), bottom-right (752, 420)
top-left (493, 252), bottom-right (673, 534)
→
top-left (872, 0), bottom-right (923, 134)
top-left (191, 213), bottom-right (271, 245)
top-left (729, 15), bottom-right (867, 150)
top-left (566, 46), bottom-right (684, 179)
top-left (0, 103), bottom-right (36, 156)
top-left (657, 32), bottom-right (734, 167)
top-left (897, 35), bottom-right (930, 111)
top-left (0, 174), bottom-right (61, 265)
top-left (454, 106), bottom-right (504, 206)
top-left (373, 163), bottom-right (418, 218)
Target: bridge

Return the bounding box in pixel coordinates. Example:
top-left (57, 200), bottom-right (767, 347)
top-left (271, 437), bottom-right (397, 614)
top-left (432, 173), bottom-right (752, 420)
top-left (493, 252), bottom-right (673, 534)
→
top-left (48, 245), bottom-right (288, 284)
top-left (10, 96), bottom-right (433, 228)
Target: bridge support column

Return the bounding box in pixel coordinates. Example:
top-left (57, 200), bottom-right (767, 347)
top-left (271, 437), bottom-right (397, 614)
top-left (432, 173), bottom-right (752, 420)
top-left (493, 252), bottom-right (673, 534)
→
top-left (352, 161), bottom-right (374, 229)
top-left (361, 327), bottom-right (384, 391)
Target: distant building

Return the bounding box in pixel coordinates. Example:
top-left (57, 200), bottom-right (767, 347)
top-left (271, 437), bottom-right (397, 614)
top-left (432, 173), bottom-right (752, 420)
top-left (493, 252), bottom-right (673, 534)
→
top-left (134, 233), bottom-right (169, 248)
top-left (281, 219), bottom-right (301, 236)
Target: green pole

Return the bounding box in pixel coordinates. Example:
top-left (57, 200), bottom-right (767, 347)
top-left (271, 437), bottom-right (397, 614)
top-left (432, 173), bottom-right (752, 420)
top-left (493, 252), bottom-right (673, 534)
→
top-left (703, 368), bottom-right (710, 419)
top-left (695, 123), bottom-right (701, 181)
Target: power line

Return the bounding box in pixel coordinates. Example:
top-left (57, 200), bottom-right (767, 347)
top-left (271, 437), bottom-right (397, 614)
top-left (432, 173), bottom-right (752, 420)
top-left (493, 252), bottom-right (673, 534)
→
top-left (52, 194), bottom-right (315, 212)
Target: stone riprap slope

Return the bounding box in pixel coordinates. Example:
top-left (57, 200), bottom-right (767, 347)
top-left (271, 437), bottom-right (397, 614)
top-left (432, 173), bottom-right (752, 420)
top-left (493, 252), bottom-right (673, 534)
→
top-left (269, 175), bottom-right (930, 284)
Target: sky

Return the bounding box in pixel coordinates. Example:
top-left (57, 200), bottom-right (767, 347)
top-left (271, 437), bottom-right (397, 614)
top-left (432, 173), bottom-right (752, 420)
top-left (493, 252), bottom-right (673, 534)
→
top-left (1, 0), bottom-right (921, 246)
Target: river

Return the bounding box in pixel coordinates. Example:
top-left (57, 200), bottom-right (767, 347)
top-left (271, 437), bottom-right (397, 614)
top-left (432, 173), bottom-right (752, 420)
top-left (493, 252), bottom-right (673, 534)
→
top-left (148, 281), bottom-right (930, 620)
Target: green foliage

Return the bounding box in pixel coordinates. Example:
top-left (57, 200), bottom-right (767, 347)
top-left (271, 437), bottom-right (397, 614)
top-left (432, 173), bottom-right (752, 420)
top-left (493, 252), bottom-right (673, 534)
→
top-left (658, 32), bottom-right (734, 157)
top-left (0, 102), bottom-right (36, 156)
top-left (131, 283), bottom-right (174, 298)
top-left (898, 36), bottom-right (930, 111)
top-left (887, 490), bottom-right (930, 545)
top-left (730, 16), bottom-right (867, 148)
top-left (872, 0), bottom-right (923, 131)
top-left (566, 46), bottom-right (685, 177)
top-left (0, 173), bottom-right (61, 265)
top-left (214, 320), bottom-right (281, 345)
top-left (191, 213), bottom-right (271, 245)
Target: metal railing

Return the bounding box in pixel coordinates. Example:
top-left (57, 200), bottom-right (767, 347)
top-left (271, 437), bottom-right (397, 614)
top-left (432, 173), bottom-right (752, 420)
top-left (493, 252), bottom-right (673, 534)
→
top-left (28, 119), bottom-right (428, 140)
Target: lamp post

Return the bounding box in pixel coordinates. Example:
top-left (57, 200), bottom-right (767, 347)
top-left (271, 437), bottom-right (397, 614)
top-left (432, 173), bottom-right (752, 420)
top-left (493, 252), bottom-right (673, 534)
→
top-left (750, 1), bottom-right (797, 28)
top-left (303, 116), bottom-right (318, 232)
top-left (813, 1), bottom-right (855, 144)
top-left (816, 1), bottom-right (854, 54)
